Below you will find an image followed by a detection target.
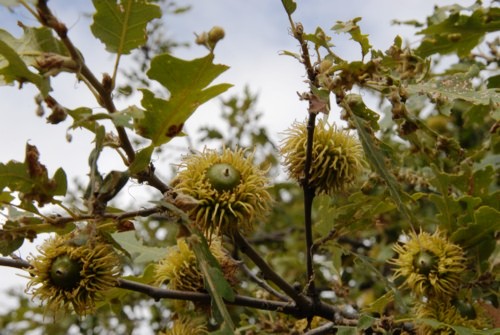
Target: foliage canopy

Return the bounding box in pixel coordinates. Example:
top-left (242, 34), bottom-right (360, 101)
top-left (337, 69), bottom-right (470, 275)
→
top-left (0, 0), bottom-right (498, 334)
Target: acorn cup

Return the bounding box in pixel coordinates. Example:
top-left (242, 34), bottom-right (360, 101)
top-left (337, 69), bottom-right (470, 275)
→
top-left (414, 298), bottom-right (491, 334)
top-left (280, 119), bottom-right (365, 195)
top-left (172, 147), bottom-right (271, 237)
top-left (390, 230), bottom-right (466, 299)
top-left (153, 237), bottom-right (239, 313)
top-left (26, 232), bottom-right (121, 315)
top-left (153, 237), bottom-right (239, 292)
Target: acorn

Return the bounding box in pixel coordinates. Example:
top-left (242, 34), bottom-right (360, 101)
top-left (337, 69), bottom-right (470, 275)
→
top-left (415, 298), bottom-right (491, 334)
top-left (412, 251), bottom-right (437, 276)
top-left (206, 163), bottom-right (241, 191)
top-left (49, 255), bottom-right (82, 290)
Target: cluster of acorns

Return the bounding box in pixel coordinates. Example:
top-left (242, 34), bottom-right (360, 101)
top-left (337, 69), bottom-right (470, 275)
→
top-left (152, 119), bottom-right (365, 333)
top-left (390, 230), bottom-right (491, 333)
top-left (168, 118), bottom-right (365, 241)
top-left (26, 117), bottom-right (365, 328)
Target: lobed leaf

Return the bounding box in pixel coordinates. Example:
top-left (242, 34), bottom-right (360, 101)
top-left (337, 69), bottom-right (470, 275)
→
top-left (451, 206), bottom-right (500, 250)
top-left (134, 53), bottom-right (232, 148)
top-left (0, 38), bottom-right (50, 96)
top-left (332, 17), bottom-right (371, 58)
top-left (91, 0), bottom-right (161, 54)
top-left (0, 25), bottom-right (73, 94)
top-left (0, 230), bottom-right (24, 256)
top-left (416, 6), bottom-right (500, 57)
top-left (407, 73), bottom-right (500, 116)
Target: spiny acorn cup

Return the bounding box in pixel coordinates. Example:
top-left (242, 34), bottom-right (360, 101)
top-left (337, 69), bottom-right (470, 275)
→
top-left (414, 298), bottom-right (491, 334)
top-left (172, 147), bottom-right (271, 237)
top-left (154, 237), bottom-right (239, 292)
top-left (26, 232), bottom-right (122, 315)
top-left (280, 119), bottom-right (365, 195)
top-left (390, 230), bottom-right (466, 299)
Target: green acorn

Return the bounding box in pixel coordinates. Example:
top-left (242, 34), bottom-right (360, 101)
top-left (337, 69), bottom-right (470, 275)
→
top-left (412, 251), bottom-right (438, 276)
top-left (206, 163), bottom-right (241, 191)
top-left (49, 255), bottom-right (82, 290)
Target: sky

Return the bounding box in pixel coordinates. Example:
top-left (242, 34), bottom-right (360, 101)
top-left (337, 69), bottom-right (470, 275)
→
top-left (0, 0), bottom-right (482, 320)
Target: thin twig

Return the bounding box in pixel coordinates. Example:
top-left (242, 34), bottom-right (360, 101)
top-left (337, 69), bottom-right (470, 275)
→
top-left (303, 322), bottom-right (335, 335)
top-left (0, 257), bottom-right (31, 270)
top-left (239, 262), bottom-right (292, 302)
top-left (290, 20), bottom-right (320, 300)
top-left (36, 1), bottom-right (136, 162)
top-left (0, 257), bottom-right (297, 317)
top-left (44, 206), bottom-right (163, 227)
top-left (118, 279), bottom-right (301, 316)
top-left (233, 231), bottom-right (311, 308)
top-left (35, 1), bottom-right (171, 195)
top-left (303, 112), bottom-right (317, 299)
top-left (0, 256), bottom-right (350, 322)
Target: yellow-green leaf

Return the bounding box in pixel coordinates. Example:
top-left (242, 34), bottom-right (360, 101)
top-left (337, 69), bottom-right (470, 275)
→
top-left (134, 53), bottom-right (232, 146)
top-left (0, 38), bottom-right (50, 96)
top-left (111, 230), bottom-right (167, 264)
top-left (91, 0), bottom-right (161, 54)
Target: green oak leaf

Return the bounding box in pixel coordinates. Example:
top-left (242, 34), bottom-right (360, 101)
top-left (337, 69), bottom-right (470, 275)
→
top-left (91, 0), bottom-right (162, 54)
top-left (134, 53), bottom-right (232, 146)
top-left (128, 144), bottom-right (154, 174)
top-left (188, 233), bottom-right (235, 329)
top-left (451, 206), bottom-right (500, 249)
top-left (0, 26), bottom-right (68, 63)
top-left (0, 38), bottom-right (50, 96)
top-left (281, 0), bottom-right (296, 15)
top-left (407, 73), bottom-right (500, 116)
top-left (416, 6), bottom-right (500, 57)
top-left (0, 25), bottom-right (72, 94)
top-left (332, 17), bottom-right (372, 58)
top-left (111, 230), bottom-right (167, 264)
top-left (0, 228), bottom-right (24, 256)
top-left (342, 97), bottom-right (416, 229)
